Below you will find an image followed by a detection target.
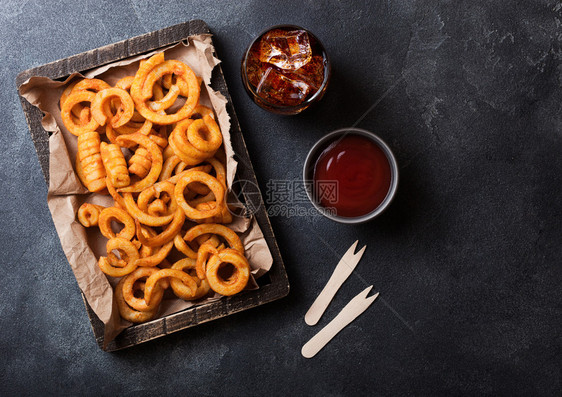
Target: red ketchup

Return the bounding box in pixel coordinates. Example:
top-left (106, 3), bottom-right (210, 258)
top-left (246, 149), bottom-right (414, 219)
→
top-left (313, 134), bottom-right (392, 217)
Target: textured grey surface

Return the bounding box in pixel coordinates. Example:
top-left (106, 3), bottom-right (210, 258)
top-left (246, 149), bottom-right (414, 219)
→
top-left (2, 0), bottom-right (561, 395)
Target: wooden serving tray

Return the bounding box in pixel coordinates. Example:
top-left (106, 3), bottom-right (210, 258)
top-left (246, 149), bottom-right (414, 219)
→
top-left (16, 20), bottom-right (289, 351)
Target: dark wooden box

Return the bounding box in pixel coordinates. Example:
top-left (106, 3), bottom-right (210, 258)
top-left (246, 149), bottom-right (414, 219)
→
top-left (16, 20), bottom-right (289, 351)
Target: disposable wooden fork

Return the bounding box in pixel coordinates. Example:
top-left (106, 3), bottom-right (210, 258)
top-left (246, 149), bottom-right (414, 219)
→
top-left (302, 286), bottom-right (379, 358)
top-left (304, 240), bottom-right (367, 326)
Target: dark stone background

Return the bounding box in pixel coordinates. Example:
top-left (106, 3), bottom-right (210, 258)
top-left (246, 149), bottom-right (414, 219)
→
top-left (2, 0), bottom-right (560, 395)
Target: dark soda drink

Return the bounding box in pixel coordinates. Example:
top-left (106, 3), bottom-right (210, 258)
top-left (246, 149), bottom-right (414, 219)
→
top-left (242, 25), bottom-right (330, 115)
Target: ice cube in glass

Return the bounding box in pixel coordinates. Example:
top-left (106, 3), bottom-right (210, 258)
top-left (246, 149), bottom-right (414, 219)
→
top-left (259, 29), bottom-right (312, 70)
top-left (256, 67), bottom-right (311, 107)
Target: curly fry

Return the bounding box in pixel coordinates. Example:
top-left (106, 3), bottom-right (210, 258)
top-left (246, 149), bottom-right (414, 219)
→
top-left (60, 80), bottom-right (85, 118)
top-left (195, 242), bottom-right (219, 279)
top-left (183, 223), bottom-right (244, 254)
top-left (122, 267), bottom-right (166, 312)
top-left (115, 119), bottom-right (153, 136)
top-left (178, 166), bottom-right (212, 196)
top-left (165, 164), bottom-right (213, 186)
top-left (130, 53), bottom-right (165, 101)
top-left (152, 80), bottom-right (165, 100)
top-left (170, 258), bottom-right (211, 300)
top-left (175, 232), bottom-right (214, 257)
top-left (128, 147), bottom-right (151, 179)
top-left (174, 170), bottom-right (224, 220)
top-left (149, 84), bottom-right (180, 111)
top-left (137, 181), bottom-right (177, 215)
top-left (98, 207), bottom-right (136, 240)
top-left (65, 78), bottom-right (112, 126)
top-left (148, 129), bottom-right (168, 148)
top-left (113, 76), bottom-right (146, 123)
top-left (141, 61), bottom-right (194, 101)
top-left (61, 91), bottom-right (100, 136)
top-left (174, 160), bottom-right (189, 175)
top-left (196, 201), bottom-right (232, 224)
top-left (134, 208), bottom-right (185, 247)
top-left (100, 142), bottom-right (130, 188)
top-left (162, 73), bottom-right (192, 97)
top-left (163, 145), bottom-right (176, 160)
top-left (134, 237), bottom-right (173, 267)
top-left (173, 234), bottom-right (197, 259)
top-left (116, 133), bottom-right (163, 193)
top-left (114, 277), bottom-right (159, 323)
top-left (169, 119), bottom-right (215, 165)
top-left (122, 188), bottom-right (175, 227)
top-left (206, 249), bottom-right (250, 296)
top-left (159, 155), bottom-right (182, 181)
top-left (195, 234), bottom-right (221, 247)
top-left (105, 177), bottom-right (126, 209)
top-left (203, 157), bottom-right (227, 186)
top-left (91, 87), bottom-right (135, 128)
top-left (98, 237), bottom-right (139, 277)
top-left (187, 191), bottom-right (215, 207)
top-left (133, 60), bottom-right (200, 125)
top-left (146, 199), bottom-right (167, 216)
top-left (76, 107), bottom-right (92, 126)
top-left (144, 269), bottom-right (197, 305)
top-left (73, 78), bottom-right (111, 93)
top-left (115, 76), bottom-right (135, 90)
top-left (168, 125), bottom-right (204, 166)
top-left (187, 116), bottom-right (223, 153)
top-left (131, 233), bottom-right (151, 258)
top-left (77, 203), bottom-right (105, 227)
top-left (77, 131), bottom-right (106, 192)
top-left (188, 182), bottom-right (211, 196)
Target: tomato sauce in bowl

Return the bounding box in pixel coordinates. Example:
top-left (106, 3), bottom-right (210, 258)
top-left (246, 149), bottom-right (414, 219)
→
top-left (304, 128), bottom-right (398, 223)
top-left (313, 135), bottom-right (392, 217)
